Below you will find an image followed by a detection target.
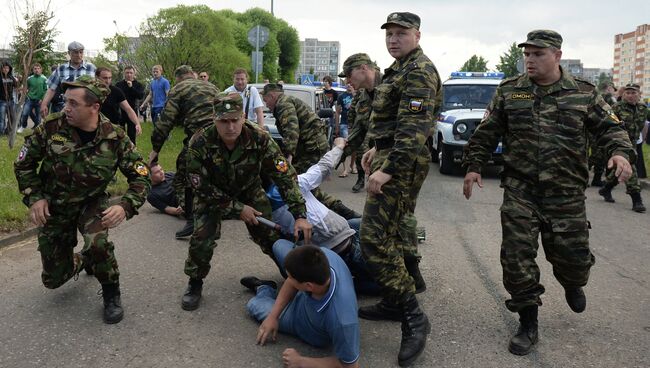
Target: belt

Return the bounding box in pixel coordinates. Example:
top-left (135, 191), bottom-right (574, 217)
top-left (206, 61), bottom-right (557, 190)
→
top-left (374, 137), bottom-right (394, 151)
top-left (331, 236), bottom-right (353, 257)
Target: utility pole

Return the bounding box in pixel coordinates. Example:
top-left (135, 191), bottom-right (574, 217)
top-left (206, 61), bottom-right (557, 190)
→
top-left (271, 0), bottom-right (274, 15)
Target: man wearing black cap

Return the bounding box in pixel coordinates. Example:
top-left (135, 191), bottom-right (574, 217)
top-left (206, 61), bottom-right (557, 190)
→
top-left (463, 30), bottom-right (635, 355)
top-left (14, 75), bottom-right (151, 324)
top-left (40, 41), bottom-right (97, 117)
top-left (355, 12), bottom-right (441, 367)
top-left (599, 83), bottom-right (648, 212)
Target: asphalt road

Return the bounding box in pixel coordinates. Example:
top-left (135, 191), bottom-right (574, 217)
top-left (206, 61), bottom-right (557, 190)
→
top-left (1, 165), bottom-right (648, 368)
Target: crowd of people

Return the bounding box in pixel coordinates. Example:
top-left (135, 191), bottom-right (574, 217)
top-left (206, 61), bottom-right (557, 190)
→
top-left (9, 10), bottom-right (650, 368)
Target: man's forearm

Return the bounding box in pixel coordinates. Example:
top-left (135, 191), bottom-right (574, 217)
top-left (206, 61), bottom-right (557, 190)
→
top-left (41, 89), bottom-right (55, 108)
top-left (267, 281), bottom-right (298, 320)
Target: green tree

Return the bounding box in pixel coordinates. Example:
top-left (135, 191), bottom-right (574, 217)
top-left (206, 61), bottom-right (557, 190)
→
top-left (8, 1), bottom-right (65, 147)
top-left (459, 55), bottom-right (489, 72)
top-left (496, 42), bottom-right (523, 78)
top-left (597, 72), bottom-right (613, 87)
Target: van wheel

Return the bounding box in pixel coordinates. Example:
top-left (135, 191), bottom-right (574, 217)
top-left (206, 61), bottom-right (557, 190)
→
top-left (439, 143), bottom-right (455, 175)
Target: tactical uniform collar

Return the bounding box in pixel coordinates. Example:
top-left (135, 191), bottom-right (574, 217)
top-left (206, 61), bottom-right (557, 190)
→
top-left (517, 66), bottom-right (578, 92)
top-left (61, 114), bottom-right (121, 144)
top-left (386, 46), bottom-right (423, 74)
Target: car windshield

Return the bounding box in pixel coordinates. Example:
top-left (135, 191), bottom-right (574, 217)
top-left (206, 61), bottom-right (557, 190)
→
top-left (442, 84), bottom-right (497, 111)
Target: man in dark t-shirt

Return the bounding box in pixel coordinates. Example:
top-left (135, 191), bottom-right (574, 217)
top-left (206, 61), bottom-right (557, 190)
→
top-left (96, 67), bottom-right (142, 144)
top-left (115, 65), bottom-right (145, 141)
top-left (147, 164), bottom-right (183, 216)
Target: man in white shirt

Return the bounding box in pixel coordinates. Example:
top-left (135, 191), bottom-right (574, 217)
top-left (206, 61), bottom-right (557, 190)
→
top-left (224, 68), bottom-right (265, 127)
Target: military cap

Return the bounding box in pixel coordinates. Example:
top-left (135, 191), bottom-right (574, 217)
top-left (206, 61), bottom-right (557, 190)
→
top-left (61, 75), bottom-right (109, 103)
top-left (623, 83), bottom-right (640, 92)
top-left (381, 12), bottom-right (420, 30)
top-left (518, 30), bottom-right (563, 49)
top-left (213, 92), bottom-right (244, 120)
top-left (174, 65), bottom-right (193, 78)
top-left (338, 53), bottom-right (375, 78)
top-left (67, 41), bottom-right (84, 51)
top-left (262, 83), bottom-right (283, 95)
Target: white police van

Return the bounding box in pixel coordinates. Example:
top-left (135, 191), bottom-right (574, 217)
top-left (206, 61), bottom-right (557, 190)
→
top-left (430, 71), bottom-right (504, 174)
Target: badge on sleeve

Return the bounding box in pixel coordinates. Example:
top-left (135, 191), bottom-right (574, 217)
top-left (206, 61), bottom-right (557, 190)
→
top-left (275, 159), bottom-right (289, 173)
top-left (190, 174), bottom-right (201, 188)
top-left (408, 98), bottom-right (424, 113)
top-left (17, 145), bottom-right (28, 162)
top-left (608, 112), bottom-right (621, 124)
top-left (134, 162), bottom-right (149, 176)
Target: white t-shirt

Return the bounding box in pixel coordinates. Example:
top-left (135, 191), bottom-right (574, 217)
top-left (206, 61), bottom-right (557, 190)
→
top-left (224, 84), bottom-right (264, 121)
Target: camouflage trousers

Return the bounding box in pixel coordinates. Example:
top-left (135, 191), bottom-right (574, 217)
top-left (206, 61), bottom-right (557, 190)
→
top-left (184, 186), bottom-right (279, 280)
top-left (172, 145), bottom-right (190, 208)
top-left (588, 145), bottom-right (606, 175)
top-left (604, 163), bottom-right (641, 194)
top-left (500, 187), bottom-right (595, 312)
top-left (360, 149), bottom-right (429, 304)
top-left (37, 194), bottom-right (119, 288)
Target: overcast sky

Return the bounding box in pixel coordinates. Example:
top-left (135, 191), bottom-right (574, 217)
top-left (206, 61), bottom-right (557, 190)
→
top-left (1, 0), bottom-right (649, 78)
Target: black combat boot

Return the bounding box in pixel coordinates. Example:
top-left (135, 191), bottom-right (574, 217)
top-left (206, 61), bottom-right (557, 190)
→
top-left (181, 278), bottom-right (203, 311)
top-left (404, 256), bottom-right (427, 294)
top-left (630, 192), bottom-right (646, 213)
top-left (240, 276), bottom-right (277, 292)
top-left (358, 299), bottom-right (402, 321)
top-left (334, 203), bottom-right (362, 220)
top-left (598, 182), bottom-right (616, 203)
top-left (590, 170), bottom-right (604, 187)
top-left (565, 287), bottom-right (586, 313)
top-left (351, 177), bottom-right (365, 193)
top-left (101, 283), bottom-right (124, 324)
top-left (397, 294), bottom-right (431, 367)
top-left (508, 305), bottom-right (538, 355)
top-left (175, 220), bottom-right (194, 238)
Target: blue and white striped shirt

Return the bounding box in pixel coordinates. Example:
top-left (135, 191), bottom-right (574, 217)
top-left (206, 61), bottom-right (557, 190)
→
top-left (46, 60), bottom-right (97, 90)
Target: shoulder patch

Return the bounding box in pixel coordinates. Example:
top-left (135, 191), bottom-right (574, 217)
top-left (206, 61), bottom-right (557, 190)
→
top-left (134, 161), bottom-right (149, 176)
top-left (275, 159), bottom-right (289, 173)
top-left (408, 98), bottom-right (424, 112)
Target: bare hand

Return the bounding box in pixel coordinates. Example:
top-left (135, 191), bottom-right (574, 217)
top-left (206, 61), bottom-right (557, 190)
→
top-left (333, 137), bottom-right (346, 150)
top-left (463, 172), bottom-right (483, 199)
top-left (240, 205), bottom-right (262, 225)
top-left (148, 151), bottom-right (158, 166)
top-left (282, 348), bottom-right (304, 368)
top-left (29, 199), bottom-right (50, 226)
top-left (40, 104), bottom-right (49, 118)
top-left (101, 205), bottom-right (126, 228)
top-left (608, 155), bottom-right (632, 183)
top-left (126, 81), bottom-right (132, 87)
top-left (135, 123), bottom-right (142, 136)
top-left (294, 218), bottom-right (312, 244)
top-left (361, 147), bottom-right (376, 173)
top-left (367, 170), bottom-right (392, 195)
top-left (165, 206), bottom-right (184, 216)
top-left (256, 317), bottom-right (279, 345)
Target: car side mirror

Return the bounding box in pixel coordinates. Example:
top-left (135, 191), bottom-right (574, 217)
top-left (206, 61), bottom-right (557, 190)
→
top-left (318, 108), bottom-right (333, 119)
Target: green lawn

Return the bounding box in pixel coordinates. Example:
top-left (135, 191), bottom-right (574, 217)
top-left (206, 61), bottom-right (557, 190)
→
top-left (0, 121), bottom-right (186, 233)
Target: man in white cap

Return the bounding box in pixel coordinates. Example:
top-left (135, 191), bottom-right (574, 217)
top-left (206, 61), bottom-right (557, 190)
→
top-left (40, 41), bottom-right (97, 117)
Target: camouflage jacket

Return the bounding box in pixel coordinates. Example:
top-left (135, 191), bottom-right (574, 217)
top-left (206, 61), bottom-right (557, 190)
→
top-left (151, 78), bottom-right (220, 152)
top-left (14, 113), bottom-right (151, 218)
top-left (187, 120), bottom-right (306, 218)
top-left (613, 101), bottom-right (649, 144)
top-left (272, 94), bottom-right (328, 158)
top-left (463, 68), bottom-right (635, 196)
top-left (346, 88), bottom-right (372, 153)
top-left (369, 46), bottom-right (441, 175)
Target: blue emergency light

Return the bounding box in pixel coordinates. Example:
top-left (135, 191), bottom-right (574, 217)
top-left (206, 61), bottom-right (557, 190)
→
top-left (450, 71), bottom-right (505, 79)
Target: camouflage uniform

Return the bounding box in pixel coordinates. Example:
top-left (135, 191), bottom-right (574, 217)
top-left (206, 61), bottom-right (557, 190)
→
top-left (360, 45), bottom-right (441, 304)
top-left (151, 73), bottom-right (220, 208)
top-left (463, 67), bottom-right (635, 312)
top-left (271, 90), bottom-right (356, 218)
top-left (184, 99), bottom-right (306, 280)
top-left (604, 100), bottom-right (649, 193)
top-left (14, 112), bottom-right (150, 288)
top-left (271, 93), bottom-right (329, 173)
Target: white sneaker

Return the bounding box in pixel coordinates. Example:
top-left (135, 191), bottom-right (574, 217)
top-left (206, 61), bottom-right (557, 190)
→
top-left (17, 127), bottom-right (24, 133)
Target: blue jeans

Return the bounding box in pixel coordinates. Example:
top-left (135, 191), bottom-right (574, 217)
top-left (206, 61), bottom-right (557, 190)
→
top-left (20, 98), bottom-right (41, 128)
top-left (151, 106), bottom-right (164, 125)
top-left (345, 218), bottom-right (380, 295)
top-left (246, 241), bottom-right (296, 333)
top-left (0, 100), bottom-right (12, 134)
